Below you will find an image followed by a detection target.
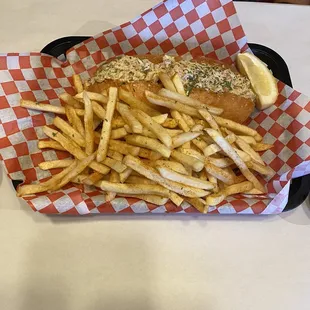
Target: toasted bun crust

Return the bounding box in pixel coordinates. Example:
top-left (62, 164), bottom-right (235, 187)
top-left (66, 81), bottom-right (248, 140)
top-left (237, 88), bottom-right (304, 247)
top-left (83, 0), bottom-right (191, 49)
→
top-left (87, 55), bottom-right (254, 123)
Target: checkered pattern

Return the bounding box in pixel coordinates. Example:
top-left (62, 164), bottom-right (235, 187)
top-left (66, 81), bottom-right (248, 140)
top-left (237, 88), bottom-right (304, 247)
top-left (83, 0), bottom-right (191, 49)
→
top-left (0, 0), bottom-right (309, 215)
top-left (65, 0), bottom-right (249, 72)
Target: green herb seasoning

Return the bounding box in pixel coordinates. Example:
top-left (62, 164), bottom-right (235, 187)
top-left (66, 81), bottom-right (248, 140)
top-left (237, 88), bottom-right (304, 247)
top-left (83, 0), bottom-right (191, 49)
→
top-left (91, 55), bottom-right (255, 100)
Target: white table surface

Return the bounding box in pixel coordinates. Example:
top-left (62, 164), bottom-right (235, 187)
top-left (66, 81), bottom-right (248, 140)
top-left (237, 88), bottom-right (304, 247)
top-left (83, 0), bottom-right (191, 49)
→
top-left (0, 1), bottom-right (309, 310)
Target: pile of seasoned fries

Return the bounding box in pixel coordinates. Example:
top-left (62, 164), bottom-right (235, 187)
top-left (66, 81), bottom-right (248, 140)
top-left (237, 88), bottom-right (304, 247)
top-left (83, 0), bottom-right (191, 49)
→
top-left (18, 72), bottom-right (273, 213)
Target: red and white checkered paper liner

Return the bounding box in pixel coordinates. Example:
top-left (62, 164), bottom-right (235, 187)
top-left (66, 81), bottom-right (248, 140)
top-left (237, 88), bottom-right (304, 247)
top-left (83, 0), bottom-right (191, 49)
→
top-left (0, 0), bottom-right (309, 215)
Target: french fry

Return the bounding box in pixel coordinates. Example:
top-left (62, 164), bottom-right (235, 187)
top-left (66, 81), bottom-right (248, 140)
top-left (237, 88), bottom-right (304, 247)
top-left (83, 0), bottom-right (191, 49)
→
top-left (103, 157), bottom-right (127, 173)
top-left (53, 116), bottom-right (85, 147)
top-left (201, 135), bottom-right (214, 144)
top-left (119, 168), bottom-right (133, 183)
top-left (158, 88), bottom-right (208, 109)
top-left (209, 157), bottom-right (234, 168)
top-left (205, 192), bottom-right (226, 206)
top-left (105, 170), bottom-right (120, 201)
top-left (204, 160), bottom-right (235, 185)
top-left (238, 135), bottom-right (257, 145)
top-left (169, 191), bottom-right (183, 206)
top-left (247, 161), bottom-right (274, 176)
top-left (132, 109), bottom-right (172, 148)
top-left (157, 166), bottom-right (214, 190)
top-left (188, 143), bottom-right (202, 153)
top-left (75, 91), bottom-right (108, 104)
top-left (207, 106), bottom-right (223, 116)
top-left (214, 116), bottom-right (262, 140)
top-left (191, 124), bottom-right (204, 132)
top-left (43, 126), bottom-right (110, 175)
top-left (61, 129), bottom-right (106, 175)
top-left (88, 161), bottom-right (111, 175)
top-left (126, 135), bottom-right (171, 158)
top-left (192, 137), bottom-right (209, 153)
top-left (112, 116), bottom-right (126, 128)
top-left (252, 143), bottom-right (274, 152)
top-left (20, 99), bottom-right (83, 116)
top-left (124, 114), bottom-right (169, 134)
top-left (182, 113), bottom-right (195, 128)
top-left (132, 168), bottom-right (148, 175)
top-left (71, 174), bottom-right (89, 184)
top-left (199, 109), bottom-right (220, 131)
top-left (223, 134), bottom-right (237, 144)
top-left (110, 127), bottom-right (127, 140)
top-left (124, 124), bottom-right (156, 139)
top-left (242, 188), bottom-right (264, 195)
top-left (91, 100), bottom-right (106, 120)
top-left (124, 155), bottom-right (209, 198)
top-left (62, 131), bottom-right (82, 150)
top-left (38, 140), bottom-right (66, 151)
top-left (178, 140), bottom-right (191, 150)
top-left (107, 150), bottom-right (123, 161)
top-left (234, 148), bottom-right (252, 162)
top-left (53, 153), bottom-right (96, 190)
top-left (117, 103), bottom-right (143, 134)
top-left (83, 92), bottom-right (94, 155)
top-left (17, 161), bottom-right (77, 197)
top-left (204, 144), bottom-right (220, 157)
top-left (140, 159), bottom-right (155, 167)
top-left (206, 181), bottom-right (254, 205)
top-left (171, 110), bottom-right (190, 132)
top-left (152, 113), bottom-right (168, 124)
top-left (159, 72), bottom-right (177, 92)
top-left (109, 140), bottom-right (140, 156)
top-left (167, 129), bottom-right (184, 137)
top-left (126, 175), bottom-right (156, 185)
top-left (72, 74), bottom-right (84, 93)
top-left (172, 132), bottom-right (201, 149)
top-left (179, 148), bottom-right (205, 163)
top-left (125, 124), bottom-right (156, 139)
top-left (203, 134), bottom-right (236, 156)
top-left (38, 159), bottom-right (74, 170)
top-left (172, 74), bottom-right (186, 95)
top-left (138, 148), bottom-right (162, 160)
top-left (59, 93), bottom-right (84, 109)
top-left (235, 136), bottom-right (264, 165)
top-left (99, 181), bottom-right (170, 197)
top-left (117, 193), bottom-right (169, 205)
top-left (155, 160), bottom-right (188, 175)
top-left (205, 128), bottom-right (265, 192)
top-left (175, 139), bottom-right (190, 149)
top-left (183, 197), bottom-right (208, 213)
top-left (182, 142), bottom-right (192, 150)
top-left (97, 87), bottom-right (118, 162)
top-left (253, 134), bottom-right (263, 142)
top-left (234, 174), bottom-right (247, 183)
top-left (206, 172), bottom-right (219, 193)
top-left (65, 105), bottom-right (85, 136)
top-left (119, 89), bottom-right (160, 116)
top-left (161, 117), bottom-right (178, 129)
top-left (199, 168), bottom-right (207, 180)
top-left (146, 91), bottom-right (201, 118)
top-left (171, 150), bottom-right (204, 172)
top-left (64, 105), bottom-right (74, 126)
top-left (83, 171), bottom-right (105, 186)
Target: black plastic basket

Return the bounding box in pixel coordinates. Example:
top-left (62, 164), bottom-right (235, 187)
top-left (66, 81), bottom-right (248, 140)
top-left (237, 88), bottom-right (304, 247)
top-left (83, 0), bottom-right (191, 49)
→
top-left (13, 36), bottom-right (310, 212)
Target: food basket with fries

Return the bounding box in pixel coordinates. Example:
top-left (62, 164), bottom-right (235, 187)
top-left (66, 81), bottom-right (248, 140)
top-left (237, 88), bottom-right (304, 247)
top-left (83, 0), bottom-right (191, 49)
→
top-left (0, 0), bottom-right (309, 215)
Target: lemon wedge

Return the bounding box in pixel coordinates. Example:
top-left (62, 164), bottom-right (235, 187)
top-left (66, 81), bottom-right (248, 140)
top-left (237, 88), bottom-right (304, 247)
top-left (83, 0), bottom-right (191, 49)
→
top-left (236, 52), bottom-right (278, 110)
